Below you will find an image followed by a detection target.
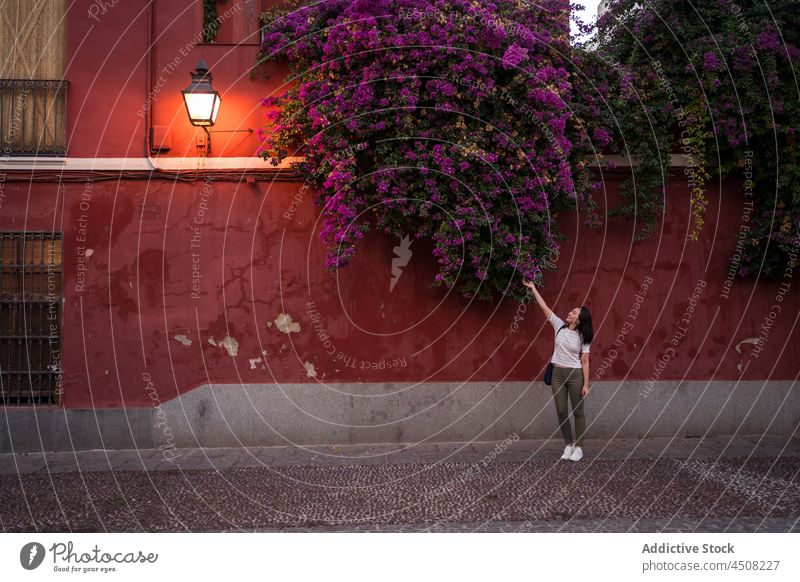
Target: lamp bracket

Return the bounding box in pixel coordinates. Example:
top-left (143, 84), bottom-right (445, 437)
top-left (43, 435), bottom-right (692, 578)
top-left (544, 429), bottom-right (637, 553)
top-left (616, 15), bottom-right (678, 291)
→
top-left (208, 128), bottom-right (254, 134)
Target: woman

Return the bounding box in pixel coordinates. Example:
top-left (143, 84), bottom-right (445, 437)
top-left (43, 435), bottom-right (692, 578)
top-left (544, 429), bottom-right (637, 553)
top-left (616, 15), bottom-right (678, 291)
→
top-left (522, 278), bottom-right (594, 461)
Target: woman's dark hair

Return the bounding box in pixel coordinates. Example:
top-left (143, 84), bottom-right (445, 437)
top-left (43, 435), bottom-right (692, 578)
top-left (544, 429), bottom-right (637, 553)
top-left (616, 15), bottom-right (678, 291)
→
top-left (577, 306), bottom-right (594, 344)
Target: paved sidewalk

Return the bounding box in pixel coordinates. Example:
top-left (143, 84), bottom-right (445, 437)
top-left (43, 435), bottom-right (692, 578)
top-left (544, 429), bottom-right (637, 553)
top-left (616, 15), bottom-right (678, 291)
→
top-left (1, 436), bottom-right (798, 533)
top-left (2, 435), bottom-right (796, 474)
top-left (237, 517), bottom-right (800, 533)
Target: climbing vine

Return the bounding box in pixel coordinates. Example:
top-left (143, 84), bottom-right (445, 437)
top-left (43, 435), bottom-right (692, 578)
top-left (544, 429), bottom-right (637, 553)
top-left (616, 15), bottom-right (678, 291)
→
top-left (256, 0), bottom-right (603, 302)
top-left (256, 0), bottom-right (799, 298)
top-left (590, 0), bottom-right (800, 275)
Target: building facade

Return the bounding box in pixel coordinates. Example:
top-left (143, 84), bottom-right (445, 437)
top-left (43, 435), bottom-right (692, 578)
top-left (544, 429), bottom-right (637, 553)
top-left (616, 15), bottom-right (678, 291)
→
top-left (1, 0), bottom-right (797, 453)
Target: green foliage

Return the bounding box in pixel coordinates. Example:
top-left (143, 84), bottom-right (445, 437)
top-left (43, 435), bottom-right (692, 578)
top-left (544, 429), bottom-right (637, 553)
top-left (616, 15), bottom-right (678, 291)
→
top-left (203, 0), bottom-right (220, 44)
top-left (591, 0), bottom-right (800, 276)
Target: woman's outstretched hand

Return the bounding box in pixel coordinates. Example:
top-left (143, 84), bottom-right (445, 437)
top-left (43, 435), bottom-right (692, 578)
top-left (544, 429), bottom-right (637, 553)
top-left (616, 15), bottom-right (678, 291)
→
top-left (524, 278), bottom-right (552, 317)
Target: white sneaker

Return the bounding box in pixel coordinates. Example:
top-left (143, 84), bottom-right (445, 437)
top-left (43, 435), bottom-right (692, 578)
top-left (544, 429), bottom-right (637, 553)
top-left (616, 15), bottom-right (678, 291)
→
top-left (561, 444), bottom-right (575, 460)
top-left (569, 446), bottom-right (584, 462)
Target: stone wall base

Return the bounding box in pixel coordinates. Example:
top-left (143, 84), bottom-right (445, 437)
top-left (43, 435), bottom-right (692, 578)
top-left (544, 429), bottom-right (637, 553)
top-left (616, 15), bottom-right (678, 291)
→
top-left (2, 381), bottom-right (797, 453)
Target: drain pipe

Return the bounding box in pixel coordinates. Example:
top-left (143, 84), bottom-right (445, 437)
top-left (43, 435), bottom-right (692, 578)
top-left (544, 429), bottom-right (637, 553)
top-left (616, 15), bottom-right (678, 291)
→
top-left (143, 0), bottom-right (159, 172)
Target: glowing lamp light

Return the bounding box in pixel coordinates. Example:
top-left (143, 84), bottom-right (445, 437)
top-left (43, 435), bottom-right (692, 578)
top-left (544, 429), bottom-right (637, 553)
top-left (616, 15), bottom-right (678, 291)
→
top-left (179, 59), bottom-right (252, 156)
top-left (181, 59), bottom-right (221, 127)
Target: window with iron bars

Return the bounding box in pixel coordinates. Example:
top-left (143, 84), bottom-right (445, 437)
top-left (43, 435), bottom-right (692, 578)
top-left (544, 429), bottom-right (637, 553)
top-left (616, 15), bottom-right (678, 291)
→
top-left (0, 232), bottom-right (63, 405)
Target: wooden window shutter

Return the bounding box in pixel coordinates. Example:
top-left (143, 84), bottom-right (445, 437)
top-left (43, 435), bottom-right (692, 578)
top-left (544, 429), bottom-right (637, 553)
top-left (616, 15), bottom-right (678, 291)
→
top-left (0, 0), bottom-right (66, 79)
top-left (0, 0), bottom-right (67, 155)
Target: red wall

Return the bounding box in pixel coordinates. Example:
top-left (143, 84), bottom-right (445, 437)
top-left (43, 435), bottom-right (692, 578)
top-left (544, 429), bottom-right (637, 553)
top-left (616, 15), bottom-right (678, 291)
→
top-left (4, 1), bottom-right (794, 408)
top-left (1, 175), bottom-right (796, 408)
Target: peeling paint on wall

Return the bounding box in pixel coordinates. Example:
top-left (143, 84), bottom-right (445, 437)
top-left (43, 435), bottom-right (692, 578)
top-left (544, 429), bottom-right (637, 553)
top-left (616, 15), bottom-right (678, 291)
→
top-left (174, 334), bottom-right (193, 346)
top-left (390, 234), bottom-right (413, 292)
top-left (274, 313), bottom-right (301, 334)
top-left (249, 357), bottom-right (262, 369)
top-left (219, 336), bottom-right (239, 357)
top-left (735, 337), bottom-right (760, 353)
top-left (304, 361), bottom-right (317, 377)
top-left (208, 337), bottom-right (217, 346)
top-left (735, 337), bottom-right (762, 372)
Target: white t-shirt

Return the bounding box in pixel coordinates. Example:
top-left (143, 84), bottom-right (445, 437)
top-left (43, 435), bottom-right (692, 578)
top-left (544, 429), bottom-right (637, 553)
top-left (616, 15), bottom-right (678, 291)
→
top-left (548, 312), bottom-right (589, 368)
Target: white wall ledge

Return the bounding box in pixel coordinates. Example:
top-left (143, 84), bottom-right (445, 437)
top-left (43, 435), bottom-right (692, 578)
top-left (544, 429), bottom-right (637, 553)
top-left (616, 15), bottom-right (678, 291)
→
top-left (0, 156), bottom-right (303, 172)
top-left (1, 154), bottom-right (702, 173)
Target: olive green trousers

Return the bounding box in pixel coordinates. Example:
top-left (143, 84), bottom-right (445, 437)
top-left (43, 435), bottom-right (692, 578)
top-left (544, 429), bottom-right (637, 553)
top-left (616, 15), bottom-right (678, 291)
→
top-left (550, 366), bottom-right (586, 446)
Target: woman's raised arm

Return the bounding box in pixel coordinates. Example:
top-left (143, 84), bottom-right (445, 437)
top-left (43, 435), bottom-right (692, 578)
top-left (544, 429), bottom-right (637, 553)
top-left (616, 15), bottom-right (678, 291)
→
top-left (522, 279), bottom-right (553, 319)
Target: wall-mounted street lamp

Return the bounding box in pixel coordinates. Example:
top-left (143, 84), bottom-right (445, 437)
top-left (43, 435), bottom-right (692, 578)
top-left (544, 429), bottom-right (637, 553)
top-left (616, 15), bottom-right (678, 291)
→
top-left (181, 59), bottom-right (220, 127)
top-left (181, 59), bottom-right (252, 155)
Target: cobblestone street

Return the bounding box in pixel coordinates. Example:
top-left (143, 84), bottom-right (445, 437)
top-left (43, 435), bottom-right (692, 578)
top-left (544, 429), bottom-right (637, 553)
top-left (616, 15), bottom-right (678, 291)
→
top-left (1, 436), bottom-right (798, 533)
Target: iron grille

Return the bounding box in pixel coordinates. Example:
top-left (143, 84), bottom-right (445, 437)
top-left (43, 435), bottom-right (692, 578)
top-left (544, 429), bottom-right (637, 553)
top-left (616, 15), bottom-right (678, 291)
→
top-left (0, 79), bottom-right (68, 156)
top-left (0, 232), bottom-right (63, 405)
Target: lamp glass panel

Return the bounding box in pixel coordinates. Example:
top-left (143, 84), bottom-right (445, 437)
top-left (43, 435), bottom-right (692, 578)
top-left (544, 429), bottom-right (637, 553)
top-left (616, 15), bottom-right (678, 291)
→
top-left (184, 92), bottom-right (218, 125)
top-left (211, 95), bottom-right (221, 124)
